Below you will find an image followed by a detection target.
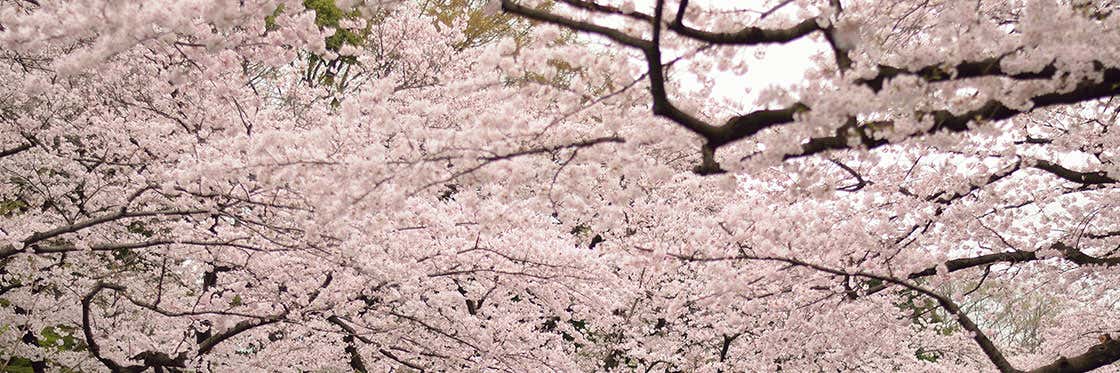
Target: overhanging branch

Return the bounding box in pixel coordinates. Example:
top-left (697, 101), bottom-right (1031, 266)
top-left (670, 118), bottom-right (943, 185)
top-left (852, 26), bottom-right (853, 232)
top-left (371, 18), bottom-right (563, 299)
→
top-left (502, 1), bottom-right (1120, 166)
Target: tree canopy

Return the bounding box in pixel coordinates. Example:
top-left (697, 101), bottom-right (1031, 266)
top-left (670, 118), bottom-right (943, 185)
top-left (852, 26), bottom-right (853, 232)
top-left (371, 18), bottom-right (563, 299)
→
top-left (2, 0), bottom-right (1120, 372)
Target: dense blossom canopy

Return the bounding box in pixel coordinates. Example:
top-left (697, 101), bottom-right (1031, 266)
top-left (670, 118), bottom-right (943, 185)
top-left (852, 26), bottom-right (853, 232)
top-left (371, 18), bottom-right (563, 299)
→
top-left (2, 0), bottom-right (1120, 372)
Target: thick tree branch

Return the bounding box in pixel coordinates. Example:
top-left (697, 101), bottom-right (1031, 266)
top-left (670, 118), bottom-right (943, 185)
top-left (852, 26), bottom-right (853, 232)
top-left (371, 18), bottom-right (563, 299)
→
top-left (22, 208), bottom-right (208, 247)
top-left (504, 1), bottom-right (1120, 169)
top-left (643, 0), bottom-right (723, 141)
top-left (553, 0), bottom-right (822, 46)
top-left (82, 281), bottom-right (285, 368)
top-left (856, 56), bottom-right (1062, 93)
top-left (196, 316), bottom-right (283, 355)
top-left (897, 156), bottom-right (1113, 209)
top-left (676, 244), bottom-right (1120, 371)
top-left (82, 283), bottom-right (145, 373)
top-left (1028, 337), bottom-right (1120, 373)
top-left (502, 0), bottom-right (820, 167)
top-left (906, 251), bottom-right (1038, 279)
top-left (711, 104), bottom-right (807, 147)
top-left (327, 316), bottom-right (372, 372)
top-left (1, 238), bottom-right (261, 260)
top-left (500, 0), bottom-right (650, 49)
top-left (865, 242), bottom-right (1120, 296)
top-left (0, 143), bottom-right (32, 158)
top-left (791, 67), bottom-right (1120, 159)
top-left (669, 18), bottom-right (821, 45)
top-left (328, 315), bottom-right (430, 371)
top-left (738, 252), bottom-right (1120, 372)
top-left (1031, 159), bottom-right (1117, 185)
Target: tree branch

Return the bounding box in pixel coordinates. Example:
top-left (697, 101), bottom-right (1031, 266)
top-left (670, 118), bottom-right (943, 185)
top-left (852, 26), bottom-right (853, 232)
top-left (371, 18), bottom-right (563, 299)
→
top-left (0, 143), bottom-right (32, 158)
top-left (500, 0), bottom-right (650, 49)
top-left (856, 56), bottom-right (1062, 93)
top-left (668, 18), bottom-right (821, 46)
top-left (81, 283), bottom-right (145, 373)
top-left (196, 316), bottom-right (283, 355)
top-left (2, 238), bottom-right (262, 260)
top-left (553, 0), bottom-right (822, 46)
top-left (504, 1), bottom-right (1120, 165)
top-left (327, 316), bottom-right (371, 373)
top-left (643, 0), bottom-right (723, 141)
top-left (790, 67), bottom-right (1120, 159)
top-left (739, 255), bottom-right (1020, 372)
top-left (1031, 159), bottom-right (1117, 185)
top-left (23, 208), bottom-right (209, 247)
top-left (1029, 337), bottom-right (1120, 373)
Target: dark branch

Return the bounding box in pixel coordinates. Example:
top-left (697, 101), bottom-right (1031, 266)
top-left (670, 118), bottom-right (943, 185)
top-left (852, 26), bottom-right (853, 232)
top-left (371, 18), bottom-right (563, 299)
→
top-left (82, 283), bottom-right (145, 373)
top-left (1031, 159), bottom-right (1117, 185)
top-left (197, 316), bottom-right (283, 355)
top-left (856, 56), bottom-right (1061, 93)
top-left (828, 158), bottom-right (869, 192)
top-left (327, 316), bottom-right (371, 372)
top-left (643, 0), bottom-right (723, 141)
top-left (553, 0), bottom-right (823, 46)
top-left (0, 143), bottom-right (32, 158)
top-left (740, 255), bottom-right (1020, 373)
top-left (329, 315), bottom-right (427, 372)
top-left (866, 242), bottom-right (1120, 295)
top-left (668, 18), bottom-right (821, 45)
top-left (1028, 337), bottom-right (1120, 373)
top-left (23, 208), bottom-right (208, 247)
top-left (503, 1), bottom-right (1120, 169)
top-left (791, 67), bottom-right (1120, 159)
top-left (922, 159), bottom-right (1023, 204)
top-left (2, 238), bottom-right (262, 261)
top-left (711, 103), bottom-right (807, 147)
top-left (481, 136), bottom-right (625, 161)
top-left (500, 0), bottom-right (650, 49)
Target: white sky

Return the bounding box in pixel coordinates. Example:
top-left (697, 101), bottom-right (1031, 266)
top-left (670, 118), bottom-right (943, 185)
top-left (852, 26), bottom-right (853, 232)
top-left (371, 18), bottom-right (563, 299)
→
top-left (567, 0), bottom-right (829, 117)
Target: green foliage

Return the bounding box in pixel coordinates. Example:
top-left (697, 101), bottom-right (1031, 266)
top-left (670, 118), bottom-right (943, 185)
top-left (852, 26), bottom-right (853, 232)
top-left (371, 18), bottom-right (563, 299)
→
top-left (422, 0), bottom-right (604, 92)
top-left (264, 4), bottom-right (285, 31)
top-left (0, 325), bottom-right (84, 373)
top-left (958, 280), bottom-right (1060, 352)
top-left (301, 0), bottom-right (368, 88)
top-left (126, 220), bottom-right (154, 237)
top-left (423, 0), bottom-right (527, 50)
top-left (0, 199), bottom-right (26, 217)
top-left (303, 0), bottom-right (366, 53)
top-left (275, 0), bottom-right (549, 92)
top-left (915, 347), bottom-right (943, 363)
top-left (895, 287), bottom-right (959, 336)
top-left (882, 280), bottom-right (958, 364)
top-left (2, 357), bottom-right (36, 373)
top-left (36, 326), bottom-right (83, 352)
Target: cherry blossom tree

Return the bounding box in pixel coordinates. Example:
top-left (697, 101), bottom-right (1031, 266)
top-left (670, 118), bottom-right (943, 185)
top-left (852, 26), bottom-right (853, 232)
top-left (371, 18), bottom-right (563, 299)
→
top-left (1, 0), bottom-right (1120, 372)
top-left (495, 0), bottom-right (1120, 372)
